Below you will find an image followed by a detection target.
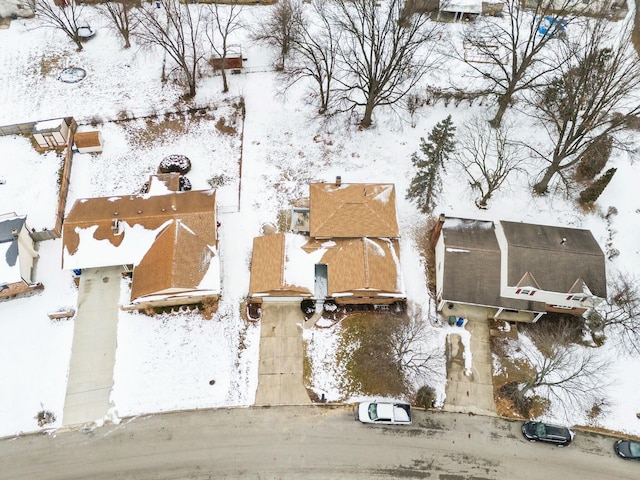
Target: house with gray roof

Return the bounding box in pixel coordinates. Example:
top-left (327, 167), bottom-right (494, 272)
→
top-left (433, 216), bottom-right (607, 322)
top-left (0, 213), bottom-right (41, 299)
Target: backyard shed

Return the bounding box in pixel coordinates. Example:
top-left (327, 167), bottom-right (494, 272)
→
top-left (209, 45), bottom-right (243, 71)
top-left (32, 117), bottom-right (74, 151)
top-left (73, 131), bottom-right (103, 153)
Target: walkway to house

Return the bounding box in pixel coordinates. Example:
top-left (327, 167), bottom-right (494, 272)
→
top-left (62, 266), bottom-right (122, 426)
top-left (443, 304), bottom-right (496, 417)
top-left (255, 302), bottom-right (310, 405)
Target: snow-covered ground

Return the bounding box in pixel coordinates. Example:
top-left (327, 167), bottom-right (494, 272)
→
top-left (0, 4), bottom-right (639, 439)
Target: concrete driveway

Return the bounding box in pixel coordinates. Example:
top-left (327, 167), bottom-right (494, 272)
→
top-left (254, 302), bottom-right (310, 405)
top-left (442, 304), bottom-right (496, 417)
top-left (62, 266), bottom-right (122, 426)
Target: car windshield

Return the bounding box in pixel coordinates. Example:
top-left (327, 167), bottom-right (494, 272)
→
top-left (629, 442), bottom-right (640, 456)
top-left (368, 403), bottom-right (378, 421)
top-left (536, 423), bottom-right (547, 438)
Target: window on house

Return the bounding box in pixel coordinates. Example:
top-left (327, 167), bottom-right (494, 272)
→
top-left (566, 295), bottom-right (586, 301)
top-left (516, 289), bottom-right (536, 296)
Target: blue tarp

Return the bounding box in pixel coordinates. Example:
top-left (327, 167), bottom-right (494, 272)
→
top-left (537, 16), bottom-right (568, 37)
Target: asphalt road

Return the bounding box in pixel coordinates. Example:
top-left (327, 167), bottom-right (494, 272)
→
top-left (1, 406), bottom-right (637, 480)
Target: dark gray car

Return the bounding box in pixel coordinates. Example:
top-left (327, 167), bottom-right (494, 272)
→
top-left (614, 440), bottom-right (640, 461)
top-left (521, 421), bottom-right (574, 447)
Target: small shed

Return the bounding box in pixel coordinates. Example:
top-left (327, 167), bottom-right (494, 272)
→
top-left (32, 117), bottom-right (74, 151)
top-left (74, 131), bottom-right (103, 153)
top-left (210, 45), bottom-right (243, 71)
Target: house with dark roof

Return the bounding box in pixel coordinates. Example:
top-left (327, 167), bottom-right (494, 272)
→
top-left (249, 178), bottom-right (405, 308)
top-left (62, 175), bottom-right (219, 310)
top-left (0, 213), bottom-right (41, 299)
top-left (433, 216), bottom-right (607, 322)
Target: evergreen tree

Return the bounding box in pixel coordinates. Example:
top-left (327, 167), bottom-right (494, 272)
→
top-left (406, 116), bottom-right (456, 214)
top-left (579, 168), bottom-right (616, 206)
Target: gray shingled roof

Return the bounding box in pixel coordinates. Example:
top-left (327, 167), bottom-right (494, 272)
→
top-left (0, 216), bottom-right (25, 243)
top-left (441, 218), bottom-right (504, 308)
top-left (500, 221), bottom-right (606, 298)
top-left (440, 217), bottom-right (605, 311)
top-left (0, 216), bottom-right (26, 269)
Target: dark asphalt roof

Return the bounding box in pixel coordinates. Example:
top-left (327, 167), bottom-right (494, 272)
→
top-left (500, 221), bottom-right (606, 298)
top-left (439, 217), bottom-right (606, 310)
top-left (0, 216), bottom-right (26, 269)
top-left (441, 218), bottom-right (504, 308)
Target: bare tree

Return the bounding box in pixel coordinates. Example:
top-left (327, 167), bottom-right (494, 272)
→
top-left (331, 0), bottom-right (441, 128)
top-left (33, 0), bottom-right (85, 51)
top-left (455, 116), bottom-right (524, 208)
top-left (388, 313), bottom-right (444, 387)
top-left (528, 20), bottom-right (640, 194)
top-left (205, 1), bottom-right (244, 93)
top-left (97, 0), bottom-right (140, 49)
top-left (515, 319), bottom-right (611, 420)
top-left (251, 0), bottom-right (303, 70)
top-left (460, 0), bottom-right (587, 128)
top-left (589, 272), bottom-right (640, 356)
top-left (283, 0), bottom-right (338, 114)
top-left (133, 0), bottom-right (206, 98)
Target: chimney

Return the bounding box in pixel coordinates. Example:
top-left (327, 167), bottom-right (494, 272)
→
top-left (335, 175), bottom-right (342, 187)
top-left (429, 213), bottom-right (446, 249)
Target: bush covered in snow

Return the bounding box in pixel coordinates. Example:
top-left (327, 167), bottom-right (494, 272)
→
top-left (158, 154), bottom-right (191, 174)
top-left (179, 175), bottom-right (192, 191)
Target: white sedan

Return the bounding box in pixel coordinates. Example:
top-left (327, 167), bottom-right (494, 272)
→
top-left (357, 400), bottom-right (412, 425)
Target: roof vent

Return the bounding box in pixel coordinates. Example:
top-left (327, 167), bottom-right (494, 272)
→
top-left (111, 218), bottom-right (122, 235)
top-left (561, 237), bottom-right (567, 245)
top-left (11, 229), bottom-right (19, 237)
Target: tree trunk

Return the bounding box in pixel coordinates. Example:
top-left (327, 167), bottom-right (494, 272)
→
top-left (360, 101), bottom-right (375, 128)
top-left (187, 76), bottom-right (197, 98)
top-left (73, 35), bottom-right (84, 51)
top-left (123, 32), bottom-right (131, 49)
top-left (489, 94), bottom-right (510, 128)
top-left (533, 166), bottom-right (557, 195)
top-left (476, 193), bottom-right (490, 209)
top-left (221, 67), bottom-right (228, 93)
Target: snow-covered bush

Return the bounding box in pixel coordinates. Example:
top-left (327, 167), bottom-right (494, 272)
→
top-left (158, 154), bottom-right (191, 174)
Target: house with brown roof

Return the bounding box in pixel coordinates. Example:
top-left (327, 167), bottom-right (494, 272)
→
top-left (0, 213), bottom-right (42, 299)
top-left (249, 178), bottom-right (406, 309)
top-left (62, 178), bottom-right (219, 310)
top-left (433, 216), bottom-right (607, 322)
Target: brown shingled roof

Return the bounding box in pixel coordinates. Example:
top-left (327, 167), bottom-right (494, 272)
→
top-left (148, 173), bottom-right (181, 192)
top-left (248, 233), bottom-right (313, 297)
top-left (131, 220), bottom-right (217, 301)
top-left (248, 233), bottom-right (403, 299)
top-left (309, 183), bottom-right (399, 238)
top-left (63, 190), bottom-right (217, 258)
top-left (320, 237), bottom-right (403, 296)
